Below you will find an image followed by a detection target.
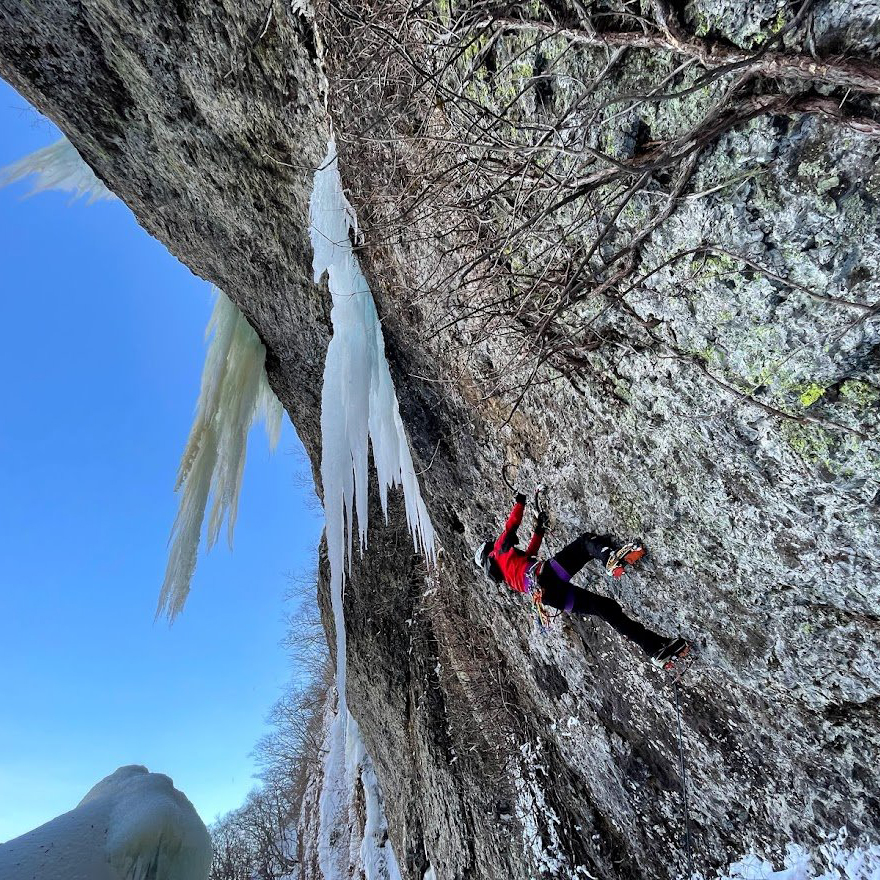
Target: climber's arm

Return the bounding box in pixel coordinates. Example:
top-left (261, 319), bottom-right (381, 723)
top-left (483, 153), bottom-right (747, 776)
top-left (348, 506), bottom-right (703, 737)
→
top-left (494, 494), bottom-right (526, 554)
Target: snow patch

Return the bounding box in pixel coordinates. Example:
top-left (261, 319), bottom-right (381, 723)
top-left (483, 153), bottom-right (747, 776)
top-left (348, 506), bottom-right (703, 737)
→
top-left (310, 138), bottom-right (433, 879)
top-left (1, 137), bottom-right (115, 203)
top-left (713, 829), bottom-right (880, 880)
top-left (512, 740), bottom-right (569, 876)
top-left (158, 289), bottom-right (283, 618)
top-left (0, 765), bottom-right (211, 880)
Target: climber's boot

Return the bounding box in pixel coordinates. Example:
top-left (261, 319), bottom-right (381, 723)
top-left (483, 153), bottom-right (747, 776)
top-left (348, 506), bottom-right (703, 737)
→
top-left (605, 542), bottom-right (646, 578)
top-left (651, 637), bottom-right (690, 669)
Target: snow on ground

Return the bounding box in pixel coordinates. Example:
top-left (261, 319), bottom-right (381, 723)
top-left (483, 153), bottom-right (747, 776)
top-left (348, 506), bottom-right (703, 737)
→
top-left (508, 712), bottom-right (879, 880)
top-left (712, 829), bottom-right (880, 880)
top-left (158, 289), bottom-right (283, 618)
top-left (0, 765), bottom-right (211, 880)
top-left (310, 138), bottom-right (434, 879)
top-left (1, 136), bottom-right (115, 203)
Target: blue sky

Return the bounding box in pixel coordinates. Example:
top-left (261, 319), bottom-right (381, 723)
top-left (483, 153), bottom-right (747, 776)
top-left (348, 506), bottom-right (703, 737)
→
top-left (0, 81), bottom-right (323, 841)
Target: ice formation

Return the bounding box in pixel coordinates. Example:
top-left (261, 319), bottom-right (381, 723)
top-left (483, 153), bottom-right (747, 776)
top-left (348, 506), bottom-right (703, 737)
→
top-left (0, 765), bottom-right (211, 880)
top-left (712, 829), bottom-right (880, 880)
top-left (158, 289), bottom-right (283, 619)
top-left (1, 137), bottom-right (280, 619)
top-left (1, 136), bottom-right (115, 203)
top-left (310, 138), bottom-right (433, 879)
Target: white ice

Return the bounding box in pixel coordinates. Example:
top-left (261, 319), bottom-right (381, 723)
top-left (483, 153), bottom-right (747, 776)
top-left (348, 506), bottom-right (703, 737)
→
top-left (0, 765), bottom-right (211, 880)
top-left (1, 136), bottom-right (280, 620)
top-left (714, 830), bottom-right (880, 880)
top-left (310, 139), bottom-right (432, 879)
top-left (158, 289), bottom-right (283, 619)
top-left (1, 136), bottom-right (115, 203)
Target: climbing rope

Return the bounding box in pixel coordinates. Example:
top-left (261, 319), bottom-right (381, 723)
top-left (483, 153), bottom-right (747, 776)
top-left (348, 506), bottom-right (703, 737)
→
top-left (672, 673), bottom-right (696, 880)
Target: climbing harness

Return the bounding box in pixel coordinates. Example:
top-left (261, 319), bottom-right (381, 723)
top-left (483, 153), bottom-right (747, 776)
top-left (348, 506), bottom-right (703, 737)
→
top-left (526, 561), bottom-right (560, 629)
top-left (671, 666), bottom-right (696, 879)
top-left (523, 560), bottom-right (543, 594)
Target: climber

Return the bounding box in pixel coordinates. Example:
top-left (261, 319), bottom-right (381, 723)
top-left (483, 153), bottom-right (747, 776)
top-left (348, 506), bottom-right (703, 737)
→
top-left (474, 492), bottom-right (689, 668)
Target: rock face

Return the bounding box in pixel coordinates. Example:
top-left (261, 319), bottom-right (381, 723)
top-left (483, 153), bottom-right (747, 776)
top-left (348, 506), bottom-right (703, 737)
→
top-left (3, 2), bottom-right (879, 879)
top-left (0, 0), bottom-right (331, 461)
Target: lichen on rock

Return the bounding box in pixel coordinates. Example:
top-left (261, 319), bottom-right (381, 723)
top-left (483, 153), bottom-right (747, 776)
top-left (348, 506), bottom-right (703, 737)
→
top-left (2, 0), bottom-right (879, 878)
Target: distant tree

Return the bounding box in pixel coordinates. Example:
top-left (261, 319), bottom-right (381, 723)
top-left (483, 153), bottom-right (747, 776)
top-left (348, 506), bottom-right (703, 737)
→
top-left (209, 590), bottom-right (331, 880)
top-left (209, 814), bottom-right (254, 880)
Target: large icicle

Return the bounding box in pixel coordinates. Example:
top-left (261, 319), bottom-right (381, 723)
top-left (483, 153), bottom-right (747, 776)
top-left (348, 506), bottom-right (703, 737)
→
top-left (310, 139), bottom-right (433, 879)
top-left (0, 765), bottom-right (211, 880)
top-left (158, 289), bottom-right (283, 619)
top-left (1, 138), bottom-right (281, 619)
top-left (1, 137), bottom-right (115, 203)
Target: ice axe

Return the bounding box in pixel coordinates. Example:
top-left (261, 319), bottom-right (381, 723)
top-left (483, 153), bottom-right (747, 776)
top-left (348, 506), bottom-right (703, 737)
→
top-left (534, 483), bottom-right (547, 512)
top-left (502, 464), bottom-right (549, 523)
top-left (501, 462), bottom-right (517, 494)
top-left (533, 484), bottom-right (551, 533)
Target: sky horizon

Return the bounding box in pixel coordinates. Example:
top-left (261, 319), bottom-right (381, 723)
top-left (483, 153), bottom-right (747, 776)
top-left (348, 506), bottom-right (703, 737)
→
top-left (0, 81), bottom-right (323, 841)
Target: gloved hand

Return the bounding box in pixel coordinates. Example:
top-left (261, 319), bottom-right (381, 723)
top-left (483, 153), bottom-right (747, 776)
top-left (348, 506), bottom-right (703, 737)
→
top-left (533, 510), bottom-right (549, 531)
top-left (515, 492), bottom-right (527, 505)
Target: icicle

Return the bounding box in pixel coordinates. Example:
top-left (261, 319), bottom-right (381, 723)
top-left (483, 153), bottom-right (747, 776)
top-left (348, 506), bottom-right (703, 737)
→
top-left (311, 138), bottom-right (432, 880)
top-left (0, 138), bottom-right (279, 619)
top-left (310, 139), bottom-right (435, 569)
top-left (157, 290), bottom-right (283, 619)
top-left (0, 766), bottom-right (212, 880)
top-left (1, 137), bottom-right (115, 203)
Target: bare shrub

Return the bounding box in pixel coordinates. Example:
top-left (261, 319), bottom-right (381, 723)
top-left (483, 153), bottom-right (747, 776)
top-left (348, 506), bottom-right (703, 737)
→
top-left (209, 576), bottom-right (331, 880)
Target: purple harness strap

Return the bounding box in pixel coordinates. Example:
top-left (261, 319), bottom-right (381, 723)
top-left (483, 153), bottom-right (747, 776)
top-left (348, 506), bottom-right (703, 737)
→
top-left (549, 558), bottom-right (571, 582)
top-left (545, 558), bottom-right (576, 613)
top-left (547, 559), bottom-right (576, 612)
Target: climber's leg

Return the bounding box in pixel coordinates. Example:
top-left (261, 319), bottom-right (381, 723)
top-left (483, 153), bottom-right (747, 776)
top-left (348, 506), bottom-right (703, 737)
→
top-left (548, 532), bottom-right (616, 580)
top-left (538, 568), bottom-right (666, 656)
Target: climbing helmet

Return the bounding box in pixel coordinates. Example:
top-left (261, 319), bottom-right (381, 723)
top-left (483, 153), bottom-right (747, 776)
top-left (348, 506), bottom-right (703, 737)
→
top-left (474, 540), bottom-right (494, 575)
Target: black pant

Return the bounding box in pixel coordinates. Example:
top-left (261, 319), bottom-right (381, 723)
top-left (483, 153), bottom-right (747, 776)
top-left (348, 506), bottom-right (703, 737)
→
top-left (537, 533), bottom-right (666, 656)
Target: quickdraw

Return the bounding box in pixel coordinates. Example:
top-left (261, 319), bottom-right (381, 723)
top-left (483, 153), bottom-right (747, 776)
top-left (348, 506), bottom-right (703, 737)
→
top-left (531, 587), bottom-right (552, 628)
top-left (530, 586), bottom-right (560, 629)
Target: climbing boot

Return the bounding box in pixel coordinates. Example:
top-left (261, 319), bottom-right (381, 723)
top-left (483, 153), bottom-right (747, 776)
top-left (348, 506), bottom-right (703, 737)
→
top-left (651, 637), bottom-right (690, 669)
top-left (623, 544), bottom-right (646, 566)
top-left (605, 542), bottom-right (645, 578)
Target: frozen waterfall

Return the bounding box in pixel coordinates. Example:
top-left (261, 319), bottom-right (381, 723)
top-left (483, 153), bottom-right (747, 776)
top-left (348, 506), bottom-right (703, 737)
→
top-left (310, 138), bottom-right (434, 880)
top-left (0, 765), bottom-right (211, 880)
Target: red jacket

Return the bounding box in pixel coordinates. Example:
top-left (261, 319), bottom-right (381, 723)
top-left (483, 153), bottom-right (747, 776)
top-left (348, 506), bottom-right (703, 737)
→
top-left (491, 500), bottom-right (545, 593)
